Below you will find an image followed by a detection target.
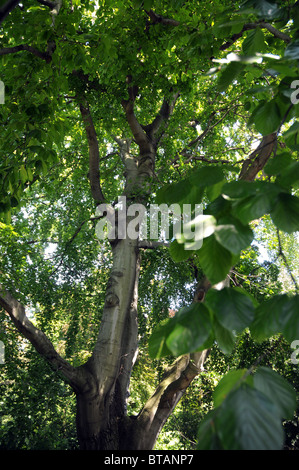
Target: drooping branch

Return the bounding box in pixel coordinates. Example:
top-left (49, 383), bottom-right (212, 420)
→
top-left (0, 285), bottom-right (86, 392)
top-left (79, 102), bottom-right (106, 204)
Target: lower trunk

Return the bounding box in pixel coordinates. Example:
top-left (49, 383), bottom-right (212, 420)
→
top-left (76, 390), bottom-right (122, 450)
top-left (74, 351), bottom-right (209, 450)
top-left (73, 244), bottom-right (216, 450)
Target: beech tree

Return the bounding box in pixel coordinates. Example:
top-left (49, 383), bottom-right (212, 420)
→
top-left (0, 0), bottom-right (298, 450)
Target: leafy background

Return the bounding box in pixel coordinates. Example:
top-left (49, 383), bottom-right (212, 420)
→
top-left (0, 0), bottom-right (299, 450)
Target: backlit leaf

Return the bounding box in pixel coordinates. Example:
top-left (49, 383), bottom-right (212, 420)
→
top-left (206, 287), bottom-right (255, 332)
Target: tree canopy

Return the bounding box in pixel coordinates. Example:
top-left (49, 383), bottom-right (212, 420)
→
top-left (0, 0), bottom-right (298, 451)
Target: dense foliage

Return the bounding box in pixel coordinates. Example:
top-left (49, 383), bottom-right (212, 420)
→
top-left (0, 0), bottom-right (298, 450)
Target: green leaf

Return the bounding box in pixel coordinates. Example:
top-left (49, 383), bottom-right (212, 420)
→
top-left (250, 295), bottom-right (281, 342)
top-left (189, 166), bottom-right (224, 188)
top-left (284, 40), bottom-right (299, 60)
top-left (26, 167), bottom-right (34, 182)
top-left (216, 384), bottom-right (284, 450)
top-left (177, 214), bottom-right (217, 249)
top-left (197, 410), bottom-right (220, 450)
top-left (217, 61), bottom-right (245, 92)
top-left (19, 165), bottom-right (28, 183)
top-left (253, 367), bottom-right (296, 420)
top-left (251, 99), bottom-right (282, 135)
top-left (156, 179), bottom-right (204, 206)
top-left (205, 195), bottom-right (232, 220)
top-left (196, 235), bottom-right (233, 285)
top-left (213, 369), bottom-right (250, 407)
top-left (264, 152), bottom-right (294, 176)
top-left (214, 217), bottom-right (254, 255)
top-left (148, 303), bottom-right (214, 358)
top-left (206, 287), bottom-right (255, 332)
top-left (143, 0), bottom-right (154, 10)
top-left (148, 319), bottom-right (174, 359)
top-left (213, 318), bottom-right (237, 354)
top-left (250, 294), bottom-right (299, 343)
top-left (280, 295), bottom-right (299, 343)
top-left (276, 161), bottom-right (299, 189)
top-left (206, 180), bottom-right (226, 202)
top-left (252, 0), bottom-right (282, 20)
top-left (222, 180), bottom-right (277, 199)
top-left (10, 196), bottom-right (19, 208)
top-left (166, 303), bottom-right (213, 355)
top-left (270, 193), bottom-right (299, 233)
top-left (231, 189), bottom-right (279, 224)
top-left (169, 239), bottom-right (193, 262)
top-left (242, 28), bottom-right (266, 55)
top-left (282, 121), bottom-right (299, 139)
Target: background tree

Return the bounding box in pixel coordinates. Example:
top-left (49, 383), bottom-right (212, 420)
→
top-left (0, 0), bottom-right (298, 450)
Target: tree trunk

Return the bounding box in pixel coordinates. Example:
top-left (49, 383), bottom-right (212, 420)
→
top-left (73, 232), bottom-right (140, 450)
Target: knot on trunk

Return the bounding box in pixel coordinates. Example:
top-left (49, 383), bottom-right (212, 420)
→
top-left (105, 293), bottom-right (119, 308)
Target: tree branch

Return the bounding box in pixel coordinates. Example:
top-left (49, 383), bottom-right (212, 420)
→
top-left (144, 92), bottom-right (180, 144)
top-left (129, 353), bottom-right (206, 450)
top-left (49, 0), bottom-right (62, 26)
top-left (79, 102), bottom-right (106, 204)
top-left (138, 240), bottom-right (170, 249)
top-left (145, 9), bottom-right (180, 27)
top-left (220, 22), bottom-right (291, 51)
top-left (259, 22), bottom-right (291, 43)
top-left (0, 44), bottom-right (52, 62)
top-left (122, 76), bottom-right (149, 151)
top-left (166, 104), bottom-right (241, 168)
top-left (0, 285), bottom-right (85, 391)
top-left (239, 132), bottom-right (277, 181)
